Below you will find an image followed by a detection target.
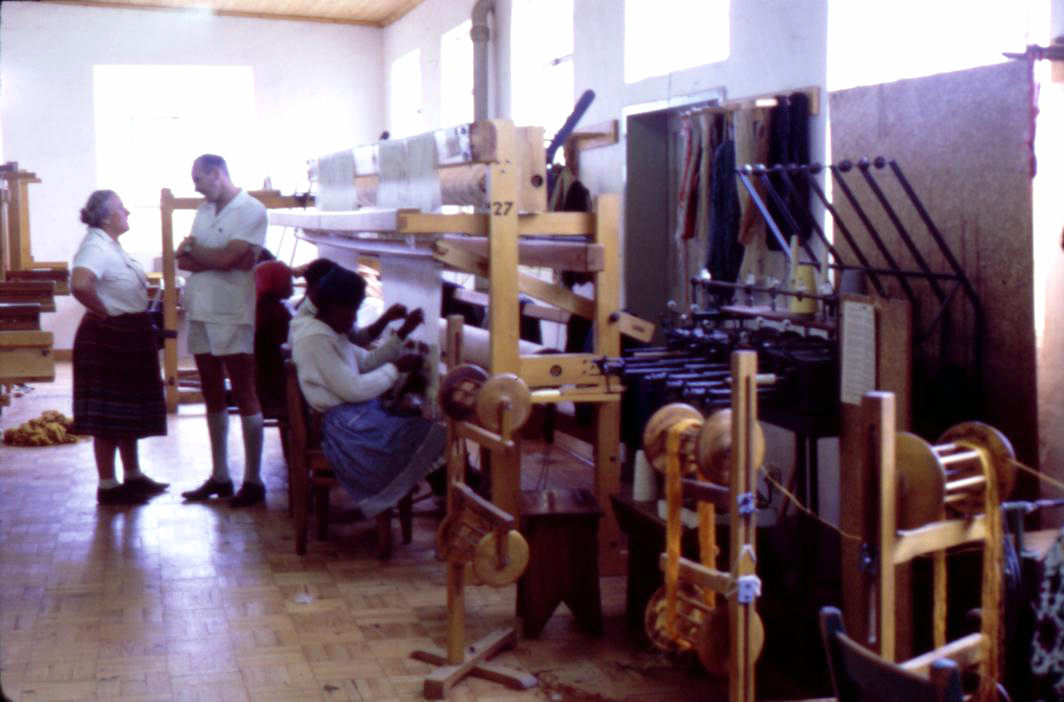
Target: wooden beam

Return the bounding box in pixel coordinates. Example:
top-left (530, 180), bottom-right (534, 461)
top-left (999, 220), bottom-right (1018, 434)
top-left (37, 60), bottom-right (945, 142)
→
top-left (0, 281), bottom-right (55, 312)
top-left (519, 354), bottom-right (606, 388)
top-left (0, 303), bottom-right (42, 331)
top-left (160, 188), bottom-right (180, 413)
top-left (899, 633), bottom-right (985, 676)
top-left (486, 119), bottom-right (520, 517)
top-left (441, 236), bottom-right (604, 272)
top-left (570, 120), bottom-right (619, 151)
top-left (892, 517), bottom-right (988, 565)
top-left (433, 240), bottom-right (596, 318)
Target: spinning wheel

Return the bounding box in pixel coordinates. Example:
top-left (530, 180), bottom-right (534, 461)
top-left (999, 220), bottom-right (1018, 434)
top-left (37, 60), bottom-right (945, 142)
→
top-left (439, 364), bottom-right (488, 422)
top-left (696, 409), bottom-right (765, 486)
top-left (698, 606), bottom-right (766, 677)
top-left (439, 364), bottom-right (532, 434)
top-left (640, 352), bottom-right (766, 702)
top-left (476, 373), bottom-right (532, 433)
top-left (642, 403), bottom-right (703, 475)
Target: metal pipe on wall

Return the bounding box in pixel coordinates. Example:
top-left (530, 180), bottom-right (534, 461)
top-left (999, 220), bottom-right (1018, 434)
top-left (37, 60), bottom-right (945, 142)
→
top-left (471, 0), bottom-right (494, 122)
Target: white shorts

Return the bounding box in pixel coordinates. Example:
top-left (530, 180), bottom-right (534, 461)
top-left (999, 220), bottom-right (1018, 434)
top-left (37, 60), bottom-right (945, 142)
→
top-left (186, 321), bottom-right (254, 356)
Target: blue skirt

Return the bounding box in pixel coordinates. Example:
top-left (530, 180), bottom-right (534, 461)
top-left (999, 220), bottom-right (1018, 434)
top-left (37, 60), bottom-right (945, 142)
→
top-left (321, 399), bottom-right (446, 519)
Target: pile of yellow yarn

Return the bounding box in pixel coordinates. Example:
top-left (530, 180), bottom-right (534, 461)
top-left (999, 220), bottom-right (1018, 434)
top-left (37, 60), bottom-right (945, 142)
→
top-left (2, 410), bottom-right (82, 446)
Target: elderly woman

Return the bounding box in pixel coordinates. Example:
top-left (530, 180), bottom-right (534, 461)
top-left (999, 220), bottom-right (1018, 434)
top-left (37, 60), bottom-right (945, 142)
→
top-left (291, 266), bottom-right (444, 520)
top-left (70, 190), bottom-right (168, 505)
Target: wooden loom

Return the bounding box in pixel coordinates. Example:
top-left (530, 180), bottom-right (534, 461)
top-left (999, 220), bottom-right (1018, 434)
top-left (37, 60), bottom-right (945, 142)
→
top-left (862, 390), bottom-right (1014, 700)
top-left (0, 162), bottom-right (66, 406)
top-left (270, 119), bottom-right (653, 572)
top-left (639, 350), bottom-right (766, 702)
top-left (158, 188), bottom-right (313, 412)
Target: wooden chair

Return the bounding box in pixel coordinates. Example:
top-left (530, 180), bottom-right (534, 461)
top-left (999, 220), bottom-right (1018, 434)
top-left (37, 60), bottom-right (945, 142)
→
top-left (284, 360), bottom-right (412, 558)
top-left (819, 607), bottom-right (963, 702)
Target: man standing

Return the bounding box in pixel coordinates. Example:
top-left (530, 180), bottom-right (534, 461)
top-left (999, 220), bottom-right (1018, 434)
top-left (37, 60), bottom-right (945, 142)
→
top-left (177, 154), bottom-right (268, 507)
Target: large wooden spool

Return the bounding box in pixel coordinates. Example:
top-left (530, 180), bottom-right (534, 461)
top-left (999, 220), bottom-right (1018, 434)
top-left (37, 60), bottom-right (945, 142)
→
top-left (439, 363), bottom-right (532, 433)
top-left (894, 422), bottom-right (1016, 529)
top-left (642, 403), bottom-right (765, 485)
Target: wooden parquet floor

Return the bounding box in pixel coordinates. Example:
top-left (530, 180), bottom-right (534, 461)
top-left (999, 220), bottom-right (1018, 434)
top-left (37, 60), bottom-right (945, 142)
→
top-left (0, 365), bottom-right (714, 701)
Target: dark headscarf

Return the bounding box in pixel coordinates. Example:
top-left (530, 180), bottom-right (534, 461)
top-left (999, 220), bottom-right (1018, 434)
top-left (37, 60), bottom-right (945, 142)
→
top-left (317, 266), bottom-right (366, 309)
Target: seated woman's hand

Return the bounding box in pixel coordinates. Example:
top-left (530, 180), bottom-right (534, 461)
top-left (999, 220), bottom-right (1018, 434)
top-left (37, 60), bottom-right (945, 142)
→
top-left (383, 303), bottom-right (408, 324)
top-left (397, 308), bottom-right (424, 339)
top-left (394, 353), bottom-right (423, 373)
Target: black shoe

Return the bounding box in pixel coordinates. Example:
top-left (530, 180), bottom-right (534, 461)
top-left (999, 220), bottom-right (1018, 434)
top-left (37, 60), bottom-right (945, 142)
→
top-left (181, 478), bottom-right (234, 501)
top-left (97, 483), bottom-right (150, 505)
top-left (228, 482), bottom-right (265, 508)
top-left (125, 475), bottom-right (170, 495)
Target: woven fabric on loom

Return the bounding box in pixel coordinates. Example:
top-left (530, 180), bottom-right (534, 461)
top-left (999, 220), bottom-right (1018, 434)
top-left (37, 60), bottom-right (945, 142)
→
top-left (316, 149), bottom-right (357, 211)
top-left (378, 134), bottom-right (443, 213)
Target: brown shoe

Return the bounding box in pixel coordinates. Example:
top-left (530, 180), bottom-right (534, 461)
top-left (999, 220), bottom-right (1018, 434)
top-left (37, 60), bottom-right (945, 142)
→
top-left (228, 482), bottom-right (265, 508)
top-left (97, 483), bottom-right (150, 505)
top-left (181, 478), bottom-right (234, 501)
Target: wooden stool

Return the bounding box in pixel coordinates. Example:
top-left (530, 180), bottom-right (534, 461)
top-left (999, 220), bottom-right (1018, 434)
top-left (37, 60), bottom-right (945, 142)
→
top-left (516, 488), bottom-right (604, 638)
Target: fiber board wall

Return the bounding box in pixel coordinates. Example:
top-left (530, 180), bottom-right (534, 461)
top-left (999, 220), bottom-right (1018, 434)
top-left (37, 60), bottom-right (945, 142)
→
top-left (829, 61), bottom-right (1037, 468)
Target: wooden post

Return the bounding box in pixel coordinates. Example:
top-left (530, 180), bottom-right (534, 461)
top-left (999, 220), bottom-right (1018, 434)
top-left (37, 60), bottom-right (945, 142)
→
top-left (487, 119), bottom-right (521, 517)
top-left (592, 193), bottom-right (624, 576)
top-left (839, 295), bottom-right (913, 656)
top-left (1, 182), bottom-right (8, 282)
top-left (866, 391), bottom-right (898, 660)
top-left (730, 350), bottom-right (758, 702)
top-left (160, 188), bottom-right (180, 413)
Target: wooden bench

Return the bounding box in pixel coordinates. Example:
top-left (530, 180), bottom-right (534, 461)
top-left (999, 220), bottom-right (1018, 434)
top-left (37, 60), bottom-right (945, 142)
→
top-left (516, 488), bottom-right (604, 637)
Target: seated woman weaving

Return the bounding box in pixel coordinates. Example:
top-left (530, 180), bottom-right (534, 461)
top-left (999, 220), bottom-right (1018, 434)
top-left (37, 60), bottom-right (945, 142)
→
top-left (290, 266), bottom-right (445, 519)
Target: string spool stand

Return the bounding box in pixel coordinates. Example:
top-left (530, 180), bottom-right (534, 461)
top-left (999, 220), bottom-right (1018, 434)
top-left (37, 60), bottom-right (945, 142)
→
top-left (411, 315), bottom-right (537, 700)
top-left (866, 391), bottom-right (1015, 701)
top-left (641, 350), bottom-right (769, 702)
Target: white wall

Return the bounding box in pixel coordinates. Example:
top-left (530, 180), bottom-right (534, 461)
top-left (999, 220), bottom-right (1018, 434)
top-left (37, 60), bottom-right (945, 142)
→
top-left (1, 2), bottom-right (384, 348)
top-left (384, 0), bottom-right (829, 232)
top-left (577, 0), bottom-right (829, 200)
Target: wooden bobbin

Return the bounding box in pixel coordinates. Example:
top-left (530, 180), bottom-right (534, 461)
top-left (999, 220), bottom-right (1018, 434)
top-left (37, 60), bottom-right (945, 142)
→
top-left (475, 373), bottom-right (532, 433)
top-left (894, 432), bottom-right (947, 530)
top-left (697, 606), bottom-right (766, 677)
top-left (695, 409), bottom-right (766, 486)
top-left (435, 512), bottom-right (492, 564)
top-left (937, 421), bottom-right (1016, 517)
top-left (645, 582), bottom-right (708, 654)
top-left (893, 422), bottom-right (1017, 528)
top-left (642, 403), bottom-right (704, 476)
top-left (472, 530), bottom-right (530, 587)
top-left (438, 364), bottom-right (489, 422)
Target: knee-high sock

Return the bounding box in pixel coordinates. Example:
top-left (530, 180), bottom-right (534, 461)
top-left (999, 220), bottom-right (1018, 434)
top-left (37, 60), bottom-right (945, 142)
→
top-left (241, 413), bottom-right (264, 486)
top-left (207, 411), bottom-right (231, 482)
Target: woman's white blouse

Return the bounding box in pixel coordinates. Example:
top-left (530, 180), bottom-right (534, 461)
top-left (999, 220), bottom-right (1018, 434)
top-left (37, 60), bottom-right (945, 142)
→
top-left (72, 228), bottom-right (149, 315)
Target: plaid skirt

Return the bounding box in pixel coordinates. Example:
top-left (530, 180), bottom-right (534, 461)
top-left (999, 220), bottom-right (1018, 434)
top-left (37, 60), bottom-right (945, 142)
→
top-left (72, 312), bottom-right (167, 438)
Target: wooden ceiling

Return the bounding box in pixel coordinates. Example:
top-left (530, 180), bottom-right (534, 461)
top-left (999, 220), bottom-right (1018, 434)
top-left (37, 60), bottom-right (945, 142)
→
top-left (42, 0), bottom-right (426, 27)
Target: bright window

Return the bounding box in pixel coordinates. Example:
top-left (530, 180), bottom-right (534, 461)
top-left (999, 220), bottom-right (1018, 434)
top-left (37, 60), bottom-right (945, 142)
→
top-left (93, 65), bottom-right (258, 255)
top-left (441, 20), bottom-right (474, 128)
top-left (511, 0), bottom-right (574, 144)
top-left (390, 49), bottom-right (424, 138)
top-left (624, 0), bottom-right (730, 84)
